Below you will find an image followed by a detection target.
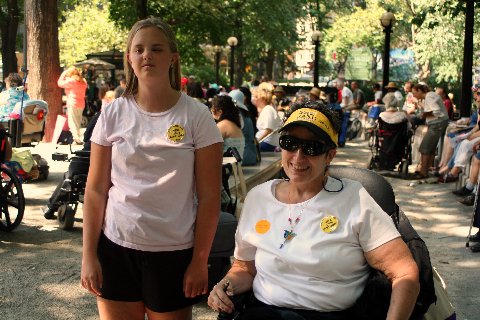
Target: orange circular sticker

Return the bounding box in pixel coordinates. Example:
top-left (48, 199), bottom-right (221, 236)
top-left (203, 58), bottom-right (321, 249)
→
top-left (255, 220), bottom-right (271, 234)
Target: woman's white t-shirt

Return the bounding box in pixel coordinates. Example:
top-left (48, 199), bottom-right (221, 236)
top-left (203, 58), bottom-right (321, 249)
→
top-left (255, 105), bottom-right (282, 147)
top-left (235, 178), bottom-right (400, 311)
top-left (91, 93), bottom-right (223, 251)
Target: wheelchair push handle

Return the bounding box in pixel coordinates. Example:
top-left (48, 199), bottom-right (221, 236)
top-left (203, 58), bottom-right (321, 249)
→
top-left (217, 281), bottom-right (234, 320)
top-left (223, 147), bottom-right (242, 163)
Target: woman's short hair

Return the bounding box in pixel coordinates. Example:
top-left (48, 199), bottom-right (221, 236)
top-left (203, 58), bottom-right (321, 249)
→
top-left (251, 82), bottom-right (274, 104)
top-left (5, 73), bottom-right (23, 87)
top-left (211, 95), bottom-right (241, 128)
top-left (123, 17), bottom-right (180, 95)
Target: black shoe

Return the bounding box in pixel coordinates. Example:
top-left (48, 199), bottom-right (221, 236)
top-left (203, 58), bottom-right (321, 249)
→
top-left (469, 232), bottom-right (480, 242)
top-left (452, 186), bottom-right (473, 197)
top-left (470, 242), bottom-right (480, 252)
top-left (41, 206), bottom-right (55, 220)
top-left (459, 194), bottom-right (475, 206)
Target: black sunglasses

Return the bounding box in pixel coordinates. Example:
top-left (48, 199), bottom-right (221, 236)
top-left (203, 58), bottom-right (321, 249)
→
top-left (279, 135), bottom-right (330, 156)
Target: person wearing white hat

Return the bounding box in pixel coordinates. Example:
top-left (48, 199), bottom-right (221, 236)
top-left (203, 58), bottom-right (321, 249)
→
top-left (229, 89), bottom-right (258, 165)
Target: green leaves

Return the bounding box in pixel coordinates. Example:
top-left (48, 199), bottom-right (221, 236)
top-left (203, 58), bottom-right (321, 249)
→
top-left (58, 0), bottom-right (127, 67)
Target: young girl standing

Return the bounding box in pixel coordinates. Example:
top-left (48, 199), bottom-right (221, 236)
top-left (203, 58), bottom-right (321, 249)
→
top-left (80, 18), bottom-right (223, 320)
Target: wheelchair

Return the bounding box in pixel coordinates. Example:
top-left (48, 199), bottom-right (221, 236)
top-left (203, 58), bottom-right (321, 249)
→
top-left (217, 165), bottom-right (435, 320)
top-left (367, 118), bottom-right (413, 178)
top-left (43, 148), bottom-right (90, 230)
top-left (0, 127), bottom-right (25, 232)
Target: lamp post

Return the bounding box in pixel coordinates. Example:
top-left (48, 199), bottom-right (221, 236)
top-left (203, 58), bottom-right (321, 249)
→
top-left (227, 36), bottom-right (238, 88)
top-left (380, 11), bottom-right (396, 96)
top-left (311, 30), bottom-right (322, 88)
top-left (214, 45), bottom-right (222, 85)
top-left (459, 0), bottom-right (475, 117)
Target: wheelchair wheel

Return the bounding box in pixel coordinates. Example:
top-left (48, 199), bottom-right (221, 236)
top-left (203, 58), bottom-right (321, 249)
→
top-left (0, 166), bottom-right (25, 231)
top-left (57, 204), bottom-right (75, 230)
top-left (348, 119), bottom-right (362, 140)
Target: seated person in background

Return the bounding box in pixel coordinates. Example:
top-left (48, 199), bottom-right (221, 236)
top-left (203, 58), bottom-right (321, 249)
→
top-left (351, 81), bottom-right (365, 110)
top-left (436, 89), bottom-right (480, 173)
top-left (309, 87), bottom-right (321, 101)
top-left (208, 100), bottom-right (419, 319)
top-left (229, 89), bottom-right (258, 166)
top-left (211, 95), bottom-right (245, 158)
top-left (452, 141), bottom-right (480, 206)
top-left (379, 92), bottom-right (408, 125)
top-left (0, 73), bottom-right (30, 119)
top-left (436, 87), bottom-right (454, 120)
top-left (365, 83), bottom-right (383, 109)
top-left (252, 82), bottom-right (282, 151)
top-left (273, 86), bottom-right (291, 113)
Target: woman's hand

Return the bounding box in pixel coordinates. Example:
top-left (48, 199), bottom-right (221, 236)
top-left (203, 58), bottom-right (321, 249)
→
top-left (80, 255), bottom-right (103, 296)
top-left (208, 278), bottom-right (235, 314)
top-left (183, 260), bottom-right (209, 298)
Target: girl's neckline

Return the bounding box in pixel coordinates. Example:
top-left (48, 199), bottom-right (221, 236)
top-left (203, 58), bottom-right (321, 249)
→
top-left (132, 91), bottom-right (182, 115)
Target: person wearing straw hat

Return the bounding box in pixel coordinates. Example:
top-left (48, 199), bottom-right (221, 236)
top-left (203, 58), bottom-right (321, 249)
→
top-left (385, 82), bottom-right (404, 107)
top-left (208, 99), bottom-right (419, 318)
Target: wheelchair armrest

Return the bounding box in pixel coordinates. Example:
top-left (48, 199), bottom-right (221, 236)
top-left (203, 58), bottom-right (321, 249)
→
top-left (218, 290), bottom-right (253, 320)
top-left (73, 150), bottom-right (90, 158)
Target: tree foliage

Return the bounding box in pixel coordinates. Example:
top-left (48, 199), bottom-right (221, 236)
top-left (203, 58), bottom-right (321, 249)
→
top-left (58, 0), bottom-right (127, 67)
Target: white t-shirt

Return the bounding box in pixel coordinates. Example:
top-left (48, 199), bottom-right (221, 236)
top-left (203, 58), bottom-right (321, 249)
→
top-left (420, 92), bottom-right (448, 124)
top-left (235, 178), bottom-right (400, 311)
top-left (341, 87), bottom-right (354, 108)
top-left (255, 104), bottom-right (282, 147)
top-left (91, 93), bottom-right (223, 251)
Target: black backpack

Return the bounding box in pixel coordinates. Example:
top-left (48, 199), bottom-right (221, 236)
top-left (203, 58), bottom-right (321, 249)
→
top-left (353, 206), bottom-right (436, 319)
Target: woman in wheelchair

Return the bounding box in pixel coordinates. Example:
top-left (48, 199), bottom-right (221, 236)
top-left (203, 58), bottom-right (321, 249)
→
top-left (208, 101), bottom-right (420, 320)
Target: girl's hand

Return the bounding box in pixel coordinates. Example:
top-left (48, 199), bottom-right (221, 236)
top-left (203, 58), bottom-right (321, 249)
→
top-left (208, 278), bottom-right (235, 314)
top-left (80, 256), bottom-right (103, 296)
top-left (183, 260), bottom-right (208, 298)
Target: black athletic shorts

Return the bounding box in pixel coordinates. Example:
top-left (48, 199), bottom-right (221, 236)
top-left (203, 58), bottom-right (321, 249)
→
top-left (97, 233), bottom-right (201, 313)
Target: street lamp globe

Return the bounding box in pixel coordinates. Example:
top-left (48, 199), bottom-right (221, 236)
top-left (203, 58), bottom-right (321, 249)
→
top-left (227, 36), bottom-right (238, 47)
top-left (214, 45), bottom-right (222, 53)
top-left (380, 11), bottom-right (396, 28)
top-left (311, 30), bottom-right (322, 42)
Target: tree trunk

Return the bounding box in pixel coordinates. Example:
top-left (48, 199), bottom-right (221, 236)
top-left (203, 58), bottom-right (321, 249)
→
top-left (136, 0), bottom-right (148, 19)
top-left (266, 49), bottom-right (275, 81)
top-left (25, 0), bottom-right (62, 142)
top-left (0, 0), bottom-right (20, 79)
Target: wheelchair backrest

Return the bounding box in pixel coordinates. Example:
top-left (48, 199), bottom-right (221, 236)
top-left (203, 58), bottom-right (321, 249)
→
top-left (378, 118), bottom-right (408, 135)
top-left (328, 165), bottom-right (396, 216)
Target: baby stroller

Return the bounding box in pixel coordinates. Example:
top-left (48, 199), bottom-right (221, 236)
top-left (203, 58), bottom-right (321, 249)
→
top-left (368, 118), bottom-right (413, 178)
top-left (3, 100), bottom-right (50, 181)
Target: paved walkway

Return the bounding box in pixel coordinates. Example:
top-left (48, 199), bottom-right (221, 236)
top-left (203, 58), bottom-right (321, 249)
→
top-left (2, 139), bottom-right (479, 319)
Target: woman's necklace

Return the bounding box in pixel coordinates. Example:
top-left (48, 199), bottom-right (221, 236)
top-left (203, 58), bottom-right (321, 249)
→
top-left (279, 190), bottom-right (314, 249)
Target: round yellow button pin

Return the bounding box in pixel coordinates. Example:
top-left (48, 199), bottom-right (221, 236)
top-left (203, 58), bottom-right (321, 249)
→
top-left (167, 124), bottom-right (185, 143)
top-left (255, 219), bottom-right (271, 234)
top-left (320, 216), bottom-right (339, 233)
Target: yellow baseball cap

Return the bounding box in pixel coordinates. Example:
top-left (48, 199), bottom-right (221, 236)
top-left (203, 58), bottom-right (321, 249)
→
top-left (280, 108), bottom-right (338, 146)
